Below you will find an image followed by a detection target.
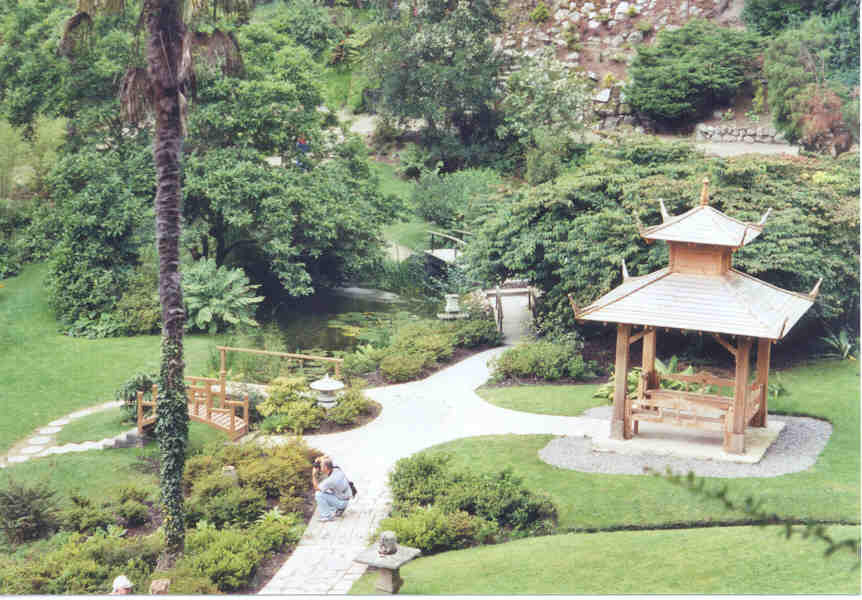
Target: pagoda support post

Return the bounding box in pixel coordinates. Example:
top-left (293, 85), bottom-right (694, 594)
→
top-left (752, 338), bottom-right (771, 427)
top-left (726, 337), bottom-right (752, 454)
top-left (611, 323), bottom-right (632, 440)
top-left (642, 327), bottom-right (657, 388)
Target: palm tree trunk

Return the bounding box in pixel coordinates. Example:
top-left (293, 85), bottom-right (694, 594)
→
top-left (145, 0), bottom-right (189, 562)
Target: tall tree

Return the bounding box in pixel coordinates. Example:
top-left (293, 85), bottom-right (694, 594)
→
top-left (143, 0), bottom-right (190, 562)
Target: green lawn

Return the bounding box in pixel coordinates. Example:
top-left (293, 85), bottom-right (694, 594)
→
top-left (2, 422), bottom-right (226, 503)
top-left (383, 359), bottom-right (860, 531)
top-left (350, 525), bottom-right (861, 594)
top-left (55, 406), bottom-right (130, 445)
top-left (0, 263), bottom-right (220, 454)
top-left (476, 383), bottom-right (604, 416)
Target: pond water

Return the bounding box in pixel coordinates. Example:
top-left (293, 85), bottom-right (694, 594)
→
top-left (268, 287), bottom-right (437, 353)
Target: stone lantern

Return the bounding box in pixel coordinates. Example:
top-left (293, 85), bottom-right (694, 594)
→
top-left (437, 293), bottom-right (468, 320)
top-left (309, 374), bottom-right (344, 409)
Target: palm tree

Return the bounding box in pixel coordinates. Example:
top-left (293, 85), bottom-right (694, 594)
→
top-left (143, 0), bottom-right (190, 563)
top-left (61, 0), bottom-right (245, 562)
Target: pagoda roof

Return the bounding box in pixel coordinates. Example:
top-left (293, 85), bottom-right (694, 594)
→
top-left (640, 203), bottom-right (767, 247)
top-left (575, 267), bottom-right (816, 340)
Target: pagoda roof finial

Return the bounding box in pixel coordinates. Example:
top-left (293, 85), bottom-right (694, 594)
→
top-left (700, 178), bottom-right (709, 206)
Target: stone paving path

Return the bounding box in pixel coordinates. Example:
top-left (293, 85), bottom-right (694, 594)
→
top-left (0, 401), bottom-right (134, 468)
top-left (258, 294), bottom-right (609, 595)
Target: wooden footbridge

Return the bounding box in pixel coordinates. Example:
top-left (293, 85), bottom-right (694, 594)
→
top-left (137, 346), bottom-right (344, 440)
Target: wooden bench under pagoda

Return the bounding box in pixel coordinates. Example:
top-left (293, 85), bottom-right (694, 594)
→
top-left (572, 179), bottom-right (820, 454)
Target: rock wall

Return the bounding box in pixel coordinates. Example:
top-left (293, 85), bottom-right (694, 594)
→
top-left (695, 123), bottom-right (789, 144)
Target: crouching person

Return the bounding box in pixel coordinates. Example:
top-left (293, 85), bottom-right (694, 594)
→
top-left (312, 455), bottom-right (352, 522)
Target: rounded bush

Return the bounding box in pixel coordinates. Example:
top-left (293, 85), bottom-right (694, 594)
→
top-left (380, 351), bottom-right (431, 382)
top-left (378, 506), bottom-right (498, 555)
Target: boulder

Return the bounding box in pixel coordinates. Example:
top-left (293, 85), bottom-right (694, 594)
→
top-left (594, 88), bottom-right (612, 102)
top-left (535, 31), bottom-right (551, 42)
top-left (583, 2), bottom-right (595, 10)
top-left (627, 31), bottom-right (644, 44)
top-left (743, 135), bottom-right (755, 143)
top-left (555, 8), bottom-right (570, 20)
top-left (567, 51), bottom-right (581, 61)
top-left (588, 71), bottom-right (599, 80)
top-left (588, 19), bottom-right (601, 29)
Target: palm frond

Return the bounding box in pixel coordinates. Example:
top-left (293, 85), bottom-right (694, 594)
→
top-left (118, 67), bottom-right (154, 124)
top-left (187, 29), bottom-right (244, 78)
top-left (58, 12), bottom-right (93, 58)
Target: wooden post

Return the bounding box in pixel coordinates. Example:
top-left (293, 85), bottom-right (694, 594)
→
top-left (753, 338), bottom-right (771, 427)
top-left (642, 327), bottom-right (657, 389)
top-left (219, 347), bottom-right (227, 407)
top-left (243, 394), bottom-right (249, 429)
top-left (726, 337), bottom-right (752, 454)
top-left (611, 323), bottom-right (632, 440)
top-left (137, 390), bottom-right (144, 435)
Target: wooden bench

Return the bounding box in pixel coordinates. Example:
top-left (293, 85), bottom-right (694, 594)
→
top-left (628, 372), bottom-right (762, 438)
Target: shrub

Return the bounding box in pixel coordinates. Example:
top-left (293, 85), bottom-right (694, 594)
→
top-left (627, 19), bottom-right (761, 122)
top-left (378, 506), bottom-right (498, 554)
top-left (451, 317), bottom-right (502, 348)
top-left (189, 487), bottom-right (268, 529)
top-left (115, 372), bottom-right (157, 423)
top-left (183, 258), bottom-right (263, 334)
top-left (190, 472), bottom-right (238, 503)
top-left (529, 1), bottom-right (550, 23)
top-left (438, 468), bottom-right (558, 533)
top-left (180, 526), bottom-right (262, 592)
top-left (389, 453), bottom-right (455, 509)
top-left (258, 376), bottom-right (314, 417)
top-left (326, 388), bottom-right (372, 426)
top-left (0, 479), bottom-right (59, 544)
top-left (182, 454), bottom-right (219, 494)
top-left (152, 565), bottom-right (219, 594)
top-left (277, 400), bottom-right (325, 434)
top-left (342, 344), bottom-right (385, 376)
top-left (115, 485), bottom-right (150, 505)
top-left (379, 350), bottom-right (432, 382)
top-left (412, 168), bottom-right (503, 229)
top-left (59, 501), bottom-right (116, 535)
top-left (238, 453), bottom-right (311, 500)
top-left (490, 340), bottom-right (588, 381)
top-left (116, 500), bottom-right (149, 528)
top-left (252, 508), bottom-right (304, 550)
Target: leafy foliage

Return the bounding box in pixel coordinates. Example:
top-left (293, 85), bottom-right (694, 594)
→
top-left (183, 258), bottom-right (263, 333)
top-left (490, 339), bottom-right (590, 382)
top-left (387, 452), bottom-right (558, 552)
top-left (463, 139), bottom-right (859, 343)
top-left (412, 168), bottom-right (502, 229)
top-left (379, 505), bottom-right (498, 554)
top-left (366, 0), bottom-right (503, 169)
top-left (627, 19), bottom-right (761, 122)
top-left (0, 478), bottom-right (60, 544)
top-left (497, 47), bottom-right (592, 149)
top-left (763, 14), bottom-right (858, 147)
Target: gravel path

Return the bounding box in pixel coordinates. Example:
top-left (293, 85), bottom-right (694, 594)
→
top-left (539, 406), bottom-right (832, 478)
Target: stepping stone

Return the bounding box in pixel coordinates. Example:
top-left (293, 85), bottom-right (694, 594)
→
top-left (49, 419), bottom-right (71, 427)
top-left (28, 436), bottom-right (52, 445)
top-left (38, 426), bottom-right (62, 435)
top-left (7, 455), bottom-right (29, 463)
top-left (20, 446), bottom-right (44, 455)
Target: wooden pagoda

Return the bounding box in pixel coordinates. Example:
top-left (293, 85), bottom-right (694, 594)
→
top-left (572, 179), bottom-right (820, 454)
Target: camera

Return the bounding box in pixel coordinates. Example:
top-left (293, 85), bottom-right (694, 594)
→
top-left (313, 457), bottom-right (324, 469)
